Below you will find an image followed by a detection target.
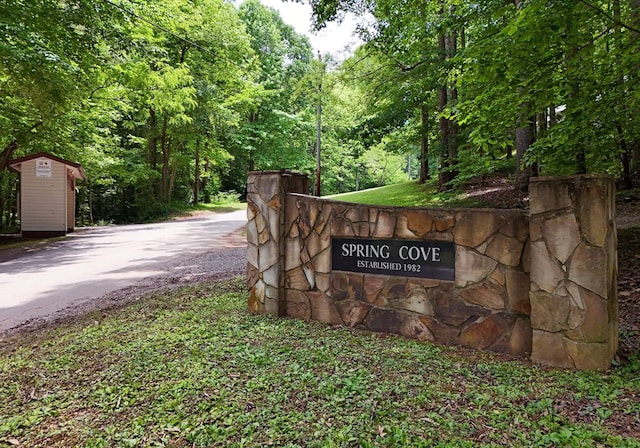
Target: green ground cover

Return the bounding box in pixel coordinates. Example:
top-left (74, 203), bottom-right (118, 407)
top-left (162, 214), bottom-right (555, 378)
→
top-left (1, 278), bottom-right (638, 447)
top-left (327, 181), bottom-right (481, 208)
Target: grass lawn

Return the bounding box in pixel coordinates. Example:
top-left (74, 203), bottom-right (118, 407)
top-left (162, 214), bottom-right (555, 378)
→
top-left (327, 181), bottom-right (482, 208)
top-left (1, 278), bottom-right (639, 447)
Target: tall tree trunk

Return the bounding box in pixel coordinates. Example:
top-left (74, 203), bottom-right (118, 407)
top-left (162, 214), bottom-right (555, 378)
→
top-left (438, 83), bottom-right (451, 189)
top-left (632, 0), bottom-right (640, 178)
top-left (513, 0), bottom-right (537, 190)
top-left (168, 157), bottom-right (178, 205)
top-left (417, 2), bottom-right (430, 185)
top-left (617, 122), bottom-right (633, 189)
top-left (437, 3), bottom-right (459, 190)
top-left (446, 103), bottom-right (458, 178)
top-left (8, 178), bottom-right (18, 229)
top-left (161, 115), bottom-right (170, 203)
top-left (194, 139), bottom-right (201, 205)
top-left (548, 104), bottom-right (557, 127)
top-left (0, 175), bottom-right (18, 231)
top-left (147, 108), bottom-right (158, 170)
top-left (419, 105), bottom-right (429, 183)
top-left (437, 3), bottom-right (447, 188)
top-left (536, 111), bottom-right (547, 140)
top-left (0, 176), bottom-right (5, 231)
top-left (575, 147), bottom-right (587, 174)
top-left (515, 116), bottom-right (535, 190)
top-left (203, 158), bottom-right (212, 203)
top-left (88, 184), bottom-right (94, 225)
top-left (446, 28), bottom-right (458, 177)
top-left (437, 5), bottom-right (456, 190)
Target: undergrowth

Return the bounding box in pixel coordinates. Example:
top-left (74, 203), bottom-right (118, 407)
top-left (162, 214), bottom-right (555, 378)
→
top-left (0, 278), bottom-right (639, 447)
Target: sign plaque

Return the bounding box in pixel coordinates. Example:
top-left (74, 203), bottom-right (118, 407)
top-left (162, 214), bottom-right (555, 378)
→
top-left (35, 158), bottom-right (52, 178)
top-left (331, 237), bottom-right (455, 281)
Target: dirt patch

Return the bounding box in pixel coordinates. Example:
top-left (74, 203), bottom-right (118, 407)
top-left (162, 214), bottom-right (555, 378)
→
top-left (618, 227), bottom-right (640, 357)
top-left (459, 177), bottom-right (530, 209)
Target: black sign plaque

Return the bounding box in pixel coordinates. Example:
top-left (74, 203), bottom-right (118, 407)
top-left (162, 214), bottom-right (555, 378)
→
top-left (331, 237), bottom-right (455, 281)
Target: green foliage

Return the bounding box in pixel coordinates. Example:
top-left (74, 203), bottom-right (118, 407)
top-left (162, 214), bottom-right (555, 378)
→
top-left (311, 0), bottom-right (640, 190)
top-left (0, 0), bottom-right (317, 224)
top-left (457, 0), bottom-right (640, 177)
top-left (218, 0), bottom-right (315, 195)
top-left (4, 0), bottom-right (640, 226)
top-left (360, 144), bottom-right (408, 186)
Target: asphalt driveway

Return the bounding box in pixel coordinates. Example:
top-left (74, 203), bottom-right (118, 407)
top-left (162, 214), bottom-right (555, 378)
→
top-left (0, 210), bottom-right (247, 333)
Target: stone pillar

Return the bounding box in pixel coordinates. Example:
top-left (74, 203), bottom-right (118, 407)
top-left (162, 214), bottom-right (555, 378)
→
top-left (246, 170), bottom-right (309, 316)
top-left (529, 175), bottom-right (617, 370)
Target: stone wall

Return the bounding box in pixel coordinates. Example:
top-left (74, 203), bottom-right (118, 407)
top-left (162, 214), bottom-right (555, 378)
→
top-left (246, 171), bottom-right (618, 370)
top-left (246, 170), bottom-right (309, 316)
top-left (282, 196), bottom-right (532, 356)
top-left (529, 176), bottom-right (618, 370)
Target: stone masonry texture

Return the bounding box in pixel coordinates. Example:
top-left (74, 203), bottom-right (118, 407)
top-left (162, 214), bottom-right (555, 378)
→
top-left (529, 175), bottom-right (617, 370)
top-left (247, 172), bottom-right (618, 370)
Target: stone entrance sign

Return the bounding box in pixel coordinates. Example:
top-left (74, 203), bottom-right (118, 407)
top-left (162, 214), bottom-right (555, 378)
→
top-left (331, 237), bottom-right (455, 280)
top-left (246, 170), bottom-right (618, 371)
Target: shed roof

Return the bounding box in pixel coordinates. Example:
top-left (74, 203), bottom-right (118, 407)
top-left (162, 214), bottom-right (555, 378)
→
top-left (8, 152), bottom-right (87, 181)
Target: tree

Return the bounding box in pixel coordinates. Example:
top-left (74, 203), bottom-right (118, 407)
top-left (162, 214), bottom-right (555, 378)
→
top-left (308, 0), bottom-right (463, 188)
top-left (0, 0), bottom-right (128, 228)
top-left (0, 0), bottom-right (127, 165)
top-left (117, 0), bottom-right (255, 207)
top-left (1, 0), bottom-right (260, 225)
top-left (457, 0), bottom-right (640, 183)
top-left (311, 0), bottom-right (640, 191)
top-left (220, 0), bottom-right (315, 195)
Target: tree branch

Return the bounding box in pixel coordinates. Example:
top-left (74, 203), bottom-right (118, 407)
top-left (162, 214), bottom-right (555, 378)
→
top-left (578, 0), bottom-right (640, 34)
top-left (0, 121), bottom-right (44, 170)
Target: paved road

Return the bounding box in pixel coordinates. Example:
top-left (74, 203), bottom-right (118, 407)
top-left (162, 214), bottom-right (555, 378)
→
top-left (0, 210), bottom-right (247, 332)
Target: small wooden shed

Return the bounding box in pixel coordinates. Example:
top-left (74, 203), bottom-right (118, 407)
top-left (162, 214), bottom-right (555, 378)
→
top-left (8, 152), bottom-right (87, 237)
